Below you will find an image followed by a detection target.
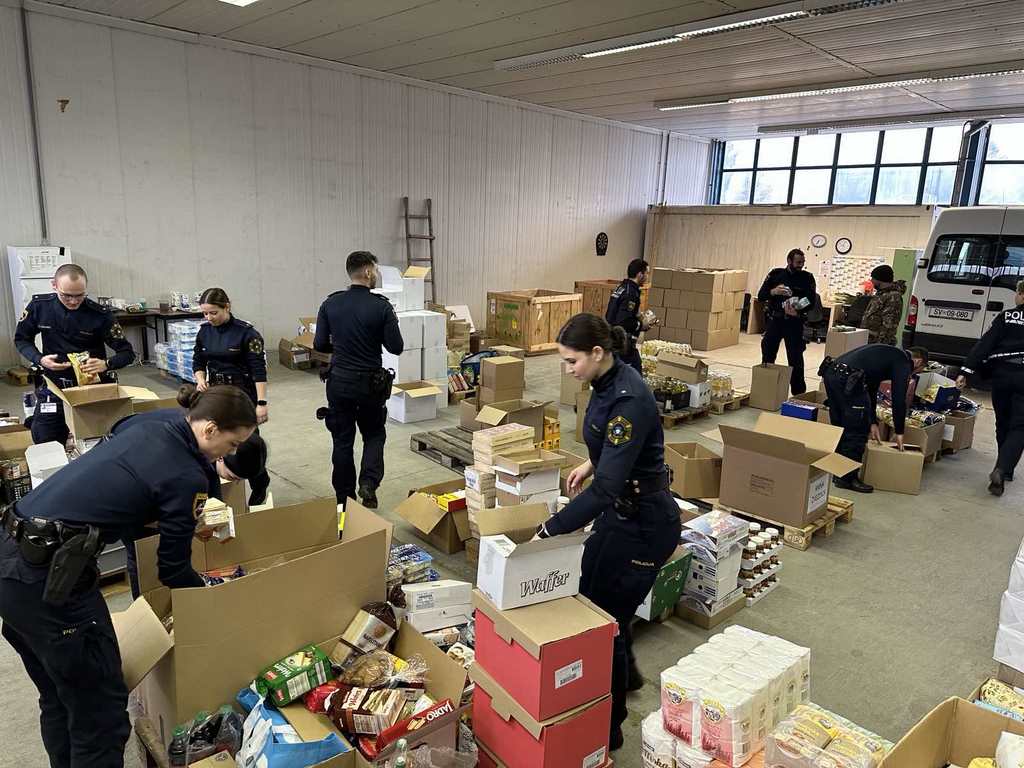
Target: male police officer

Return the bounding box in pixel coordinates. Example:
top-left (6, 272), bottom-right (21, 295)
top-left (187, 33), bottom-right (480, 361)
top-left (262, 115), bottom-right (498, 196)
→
top-left (605, 258), bottom-right (652, 374)
top-left (15, 264), bottom-right (135, 444)
top-left (315, 251), bottom-right (404, 508)
top-left (757, 248), bottom-right (816, 395)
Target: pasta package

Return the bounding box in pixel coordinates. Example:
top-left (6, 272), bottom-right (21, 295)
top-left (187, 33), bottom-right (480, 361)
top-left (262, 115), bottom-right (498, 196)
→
top-left (68, 351), bottom-right (99, 385)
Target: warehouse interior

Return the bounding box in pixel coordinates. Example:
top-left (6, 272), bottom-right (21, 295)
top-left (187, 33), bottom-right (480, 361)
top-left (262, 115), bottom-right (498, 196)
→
top-left (1, 1), bottom-right (1024, 767)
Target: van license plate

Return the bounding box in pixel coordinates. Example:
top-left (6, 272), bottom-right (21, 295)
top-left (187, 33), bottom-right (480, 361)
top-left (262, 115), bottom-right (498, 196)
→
top-left (928, 307), bottom-right (974, 321)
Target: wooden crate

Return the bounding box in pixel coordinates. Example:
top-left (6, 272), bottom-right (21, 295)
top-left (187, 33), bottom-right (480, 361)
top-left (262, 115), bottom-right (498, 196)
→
top-left (574, 279), bottom-right (649, 317)
top-left (486, 289), bottom-right (583, 354)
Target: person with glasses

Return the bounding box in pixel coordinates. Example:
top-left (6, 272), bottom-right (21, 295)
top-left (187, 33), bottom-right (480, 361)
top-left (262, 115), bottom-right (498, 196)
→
top-left (15, 264), bottom-right (136, 445)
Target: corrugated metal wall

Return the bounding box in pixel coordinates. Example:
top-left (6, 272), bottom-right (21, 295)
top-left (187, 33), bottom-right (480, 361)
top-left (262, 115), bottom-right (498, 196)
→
top-left (663, 134), bottom-right (711, 206)
top-left (0, 10), bottom-right (686, 357)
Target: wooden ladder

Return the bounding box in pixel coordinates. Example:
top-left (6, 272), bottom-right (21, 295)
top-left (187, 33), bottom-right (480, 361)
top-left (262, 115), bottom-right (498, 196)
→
top-left (403, 197), bottom-right (435, 303)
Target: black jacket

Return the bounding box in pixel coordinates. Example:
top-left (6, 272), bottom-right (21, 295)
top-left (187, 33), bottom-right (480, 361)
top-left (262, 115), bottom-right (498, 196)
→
top-left (605, 279), bottom-right (642, 337)
top-left (962, 306), bottom-right (1024, 376)
top-left (193, 316), bottom-right (267, 395)
top-left (314, 285), bottom-right (404, 373)
top-left (837, 344), bottom-right (912, 434)
top-left (757, 267), bottom-right (817, 321)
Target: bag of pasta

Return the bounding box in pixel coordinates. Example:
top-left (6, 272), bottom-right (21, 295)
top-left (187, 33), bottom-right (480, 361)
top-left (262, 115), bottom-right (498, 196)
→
top-left (68, 351), bottom-right (99, 385)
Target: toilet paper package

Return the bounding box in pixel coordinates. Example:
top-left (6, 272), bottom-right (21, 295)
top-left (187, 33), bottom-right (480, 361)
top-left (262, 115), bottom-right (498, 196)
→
top-left (641, 710), bottom-right (677, 768)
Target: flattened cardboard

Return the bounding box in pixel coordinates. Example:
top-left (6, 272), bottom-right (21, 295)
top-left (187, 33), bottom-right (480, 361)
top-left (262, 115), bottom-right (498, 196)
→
top-left (110, 598), bottom-right (174, 691)
top-left (665, 442), bottom-right (722, 499)
top-left (749, 364), bottom-right (792, 411)
top-left (655, 352), bottom-right (708, 384)
top-left (860, 442), bottom-right (924, 494)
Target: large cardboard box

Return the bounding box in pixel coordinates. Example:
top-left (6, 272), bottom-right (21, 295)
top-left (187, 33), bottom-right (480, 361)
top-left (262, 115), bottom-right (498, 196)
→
top-left (785, 390), bottom-right (831, 424)
top-left (655, 352), bottom-right (708, 384)
top-left (475, 400), bottom-right (547, 443)
top-left (387, 381), bottom-right (442, 424)
top-left (824, 327), bottom-right (869, 359)
top-left (44, 378), bottom-right (134, 440)
top-left (749, 364), bottom-right (792, 411)
top-left (860, 442), bottom-right (924, 494)
top-left (651, 268), bottom-right (675, 289)
top-left (396, 479), bottom-right (471, 554)
top-left (396, 311), bottom-right (425, 349)
top-left (879, 698), bottom-right (1024, 768)
top-left (690, 271), bottom-right (726, 294)
top-left (709, 413), bottom-right (860, 528)
top-left (479, 386), bottom-right (525, 406)
top-left (560, 368), bottom-right (588, 406)
top-left (691, 328), bottom-right (738, 351)
top-left (473, 591), bottom-right (616, 721)
top-left (483, 356), bottom-right (526, 391)
top-left (662, 289), bottom-right (683, 309)
top-left (472, 664), bottom-right (611, 768)
top-left (278, 338), bottom-right (313, 369)
top-left (747, 298), bottom-right (766, 334)
top-left (665, 442), bottom-right (722, 499)
top-left (477, 533), bottom-right (588, 610)
top-left (885, 420), bottom-right (944, 458)
top-left (943, 411), bottom-right (976, 451)
top-left (476, 503), bottom-right (552, 544)
top-left (688, 292), bottom-right (729, 313)
top-left (382, 348), bottom-right (421, 383)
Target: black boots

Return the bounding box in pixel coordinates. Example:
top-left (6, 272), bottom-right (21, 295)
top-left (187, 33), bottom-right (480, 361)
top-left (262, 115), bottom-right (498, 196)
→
top-left (989, 469), bottom-right (1005, 497)
top-left (834, 476), bottom-right (874, 494)
top-left (609, 726), bottom-right (624, 751)
top-left (626, 660), bottom-right (644, 692)
top-left (358, 485), bottom-right (379, 509)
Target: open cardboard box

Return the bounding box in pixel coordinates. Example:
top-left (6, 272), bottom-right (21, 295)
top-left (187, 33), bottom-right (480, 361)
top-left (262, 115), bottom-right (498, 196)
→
top-left (705, 413), bottom-right (860, 528)
top-left (396, 479), bottom-right (471, 554)
top-left (823, 327), bottom-right (868, 359)
top-left (655, 352), bottom-right (708, 384)
top-left (943, 411), bottom-right (977, 451)
top-left (476, 503), bottom-right (551, 543)
top-left (290, 316), bottom-right (331, 365)
top-left (860, 442), bottom-right (925, 494)
top-left (665, 442), bottom-right (721, 499)
top-left (44, 377), bottom-right (135, 439)
top-left (784, 390), bottom-right (831, 424)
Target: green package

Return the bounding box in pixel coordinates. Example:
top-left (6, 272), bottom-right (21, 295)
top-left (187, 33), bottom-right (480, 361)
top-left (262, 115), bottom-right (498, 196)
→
top-left (254, 645), bottom-right (331, 706)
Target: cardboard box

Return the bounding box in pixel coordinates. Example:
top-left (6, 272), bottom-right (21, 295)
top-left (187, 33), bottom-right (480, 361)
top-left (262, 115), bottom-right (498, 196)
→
top-left (648, 287), bottom-right (665, 307)
top-left (473, 591), bottom-right (616, 721)
top-left (665, 307), bottom-right (689, 329)
top-left (472, 664), bottom-right (611, 768)
top-left (732, 290), bottom-right (747, 310)
top-left (43, 378), bottom-right (134, 440)
top-left (690, 271), bottom-right (726, 294)
top-left (560, 369), bottom-right (589, 407)
top-left (476, 503), bottom-right (552, 544)
top-left (420, 346), bottom-right (447, 382)
top-left (475, 400), bottom-right (547, 443)
top-left (665, 442), bottom-right (722, 499)
top-left (709, 413), bottom-right (860, 528)
top-left (636, 547), bottom-right (692, 621)
top-left (786, 390), bottom-right (831, 424)
top-left (690, 328), bottom-right (738, 351)
top-left (823, 327), bottom-right (869, 359)
top-left (879, 698), bottom-right (1024, 768)
top-left (655, 352), bottom-right (708, 384)
top-left (662, 289), bottom-right (683, 309)
top-left (418, 309), bottom-right (447, 348)
top-left (479, 386), bottom-right (526, 406)
top-left (396, 311), bottom-right (425, 349)
top-left (943, 411), bottom-right (976, 451)
top-left (220, 478), bottom-right (249, 517)
top-left (387, 381), bottom-right (442, 424)
top-left (651, 268), bottom-right (675, 289)
top-left (747, 298), bottom-right (766, 334)
top-left (406, 603), bottom-right (474, 633)
top-left (396, 479), bottom-right (471, 555)
top-left (889, 420), bottom-right (944, 458)
top-left (402, 579), bottom-right (473, 613)
top-left (483, 356), bottom-right (526, 391)
top-left (660, 327), bottom-right (692, 346)
top-left (382, 348), bottom-right (421, 384)
top-left (477, 533), bottom-right (588, 610)
top-left (749, 364), bottom-right (792, 411)
top-left (860, 442), bottom-right (924, 495)
top-left (278, 338), bottom-right (313, 369)
top-left (686, 310), bottom-right (711, 332)
top-left (670, 269), bottom-right (693, 292)
top-left (675, 590), bottom-right (745, 630)
top-left (688, 292), bottom-right (729, 313)
top-left (496, 488), bottom-right (559, 512)
top-left (491, 345), bottom-right (526, 359)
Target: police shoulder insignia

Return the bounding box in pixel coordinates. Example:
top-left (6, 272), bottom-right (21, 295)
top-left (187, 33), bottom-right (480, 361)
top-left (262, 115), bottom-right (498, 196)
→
top-left (606, 415), bottom-right (632, 445)
top-left (18, 307), bottom-right (28, 322)
top-left (627, 301), bottom-right (636, 311)
top-left (191, 492), bottom-right (209, 520)
top-left (110, 322), bottom-right (125, 340)
top-left (248, 337), bottom-right (264, 354)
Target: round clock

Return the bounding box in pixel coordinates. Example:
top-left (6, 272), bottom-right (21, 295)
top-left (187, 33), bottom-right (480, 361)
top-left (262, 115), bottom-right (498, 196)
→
top-left (836, 237), bottom-right (853, 255)
top-left (811, 234), bottom-right (827, 249)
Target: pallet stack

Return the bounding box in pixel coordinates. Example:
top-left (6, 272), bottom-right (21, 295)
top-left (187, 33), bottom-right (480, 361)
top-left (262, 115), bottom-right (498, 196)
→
top-left (645, 268), bottom-right (748, 351)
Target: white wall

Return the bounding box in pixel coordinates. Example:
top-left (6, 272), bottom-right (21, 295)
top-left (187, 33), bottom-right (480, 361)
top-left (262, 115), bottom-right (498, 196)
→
top-left (663, 134), bottom-right (711, 206)
top-left (0, 8), bottom-right (698, 362)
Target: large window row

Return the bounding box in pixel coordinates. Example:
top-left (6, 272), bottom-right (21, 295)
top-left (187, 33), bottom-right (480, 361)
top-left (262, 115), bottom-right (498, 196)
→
top-left (978, 122), bottom-right (1024, 205)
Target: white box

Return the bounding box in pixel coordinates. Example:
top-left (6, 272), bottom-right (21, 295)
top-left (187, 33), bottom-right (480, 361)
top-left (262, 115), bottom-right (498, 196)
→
top-left (995, 623), bottom-right (1024, 673)
top-left (494, 468), bottom-right (561, 495)
top-left (1001, 591), bottom-right (1024, 635)
top-left (405, 603), bottom-right (473, 633)
top-left (688, 381), bottom-right (712, 409)
top-left (396, 312), bottom-right (425, 350)
top-left (26, 442), bottom-right (68, 487)
top-left (387, 381), bottom-right (441, 423)
top-left (383, 348), bottom-right (422, 384)
top-left (476, 533), bottom-right (587, 610)
top-left (685, 561), bottom-right (740, 601)
top-left (465, 466), bottom-right (496, 493)
top-left (426, 379), bottom-right (449, 410)
top-left (402, 580), bottom-right (473, 613)
top-left (420, 311), bottom-right (447, 349)
top-left (496, 488), bottom-right (560, 515)
top-left (1010, 557), bottom-right (1024, 596)
top-left (422, 345), bottom-right (447, 380)
top-left (372, 287), bottom-right (404, 311)
top-left (403, 276), bottom-right (425, 311)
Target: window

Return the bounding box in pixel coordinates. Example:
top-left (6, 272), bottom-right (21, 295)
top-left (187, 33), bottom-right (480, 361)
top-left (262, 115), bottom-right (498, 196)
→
top-left (791, 169), bottom-right (831, 204)
top-left (875, 167), bottom-right (920, 204)
top-left (838, 131), bottom-right (879, 165)
top-left (796, 134), bottom-right (835, 166)
top-left (833, 168), bottom-right (873, 204)
top-left (724, 139), bottom-right (756, 169)
top-left (994, 237), bottom-right (1024, 291)
top-left (720, 171), bottom-right (752, 204)
top-left (927, 236), bottom-right (994, 286)
top-left (980, 123), bottom-right (1024, 205)
top-left (754, 170), bottom-right (790, 204)
top-left (757, 137), bottom-right (794, 168)
top-left (881, 128), bottom-right (926, 164)
top-left (923, 166), bottom-right (956, 205)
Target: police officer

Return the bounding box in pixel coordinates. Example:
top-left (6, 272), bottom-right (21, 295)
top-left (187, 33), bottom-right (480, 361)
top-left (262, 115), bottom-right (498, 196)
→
top-left (314, 251), bottom-right (404, 508)
top-left (757, 248), bottom-right (816, 395)
top-left (193, 287), bottom-right (270, 505)
top-left (0, 384), bottom-right (256, 768)
top-left (605, 258), bottom-right (653, 374)
top-left (957, 279), bottom-right (1024, 496)
top-left (535, 313), bottom-right (680, 751)
top-left (821, 344), bottom-right (911, 494)
top-left (14, 264), bottom-right (135, 444)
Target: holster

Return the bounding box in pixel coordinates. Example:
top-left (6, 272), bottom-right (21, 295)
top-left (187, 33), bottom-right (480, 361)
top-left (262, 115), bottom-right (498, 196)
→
top-left (369, 368), bottom-right (396, 401)
top-left (43, 526), bottom-right (103, 606)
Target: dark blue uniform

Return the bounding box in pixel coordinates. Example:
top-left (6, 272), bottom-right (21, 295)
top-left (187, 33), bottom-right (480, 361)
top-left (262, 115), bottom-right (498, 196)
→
top-left (605, 279), bottom-right (643, 374)
top-left (543, 360), bottom-right (680, 739)
top-left (0, 416), bottom-right (211, 768)
top-left (193, 316), bottom-right (269, 501)
top-left (314, 286), bottom-right (403, 503)
top-left (15, 294), bottom-right (135, 444)
top-left (757, 266), bottom-right (817, 395)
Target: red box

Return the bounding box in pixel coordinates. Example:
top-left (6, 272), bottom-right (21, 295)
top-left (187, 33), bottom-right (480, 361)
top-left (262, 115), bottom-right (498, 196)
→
top-left (471, 663), bottom-right (612, 768)
top-left (477, 742), bottom-right (615, 768)
top-left (473, 590), bottom-right (616, 721)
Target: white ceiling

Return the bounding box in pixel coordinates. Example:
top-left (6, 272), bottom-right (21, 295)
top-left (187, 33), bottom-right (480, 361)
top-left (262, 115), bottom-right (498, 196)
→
top-left (37, 0), bottom-right (1024, 138)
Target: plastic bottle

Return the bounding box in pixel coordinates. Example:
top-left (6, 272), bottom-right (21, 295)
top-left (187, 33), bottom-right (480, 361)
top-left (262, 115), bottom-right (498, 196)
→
top-left (168, 726), bottom-right (189, 767)
top-left (393, 738), bottom-right (409, 768)
top-left (214, 704), bottom-right (244, 757)
top-left (187, 711), bottom-right (219, 763)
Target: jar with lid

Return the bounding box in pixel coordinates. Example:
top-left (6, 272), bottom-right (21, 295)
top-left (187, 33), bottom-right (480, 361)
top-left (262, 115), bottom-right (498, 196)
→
top-left (744, 541), bottom-right (757, 561)
top-left (766, 527), bottom-right (780, 546)
top-left (748, 522), bottom-right (762, 538)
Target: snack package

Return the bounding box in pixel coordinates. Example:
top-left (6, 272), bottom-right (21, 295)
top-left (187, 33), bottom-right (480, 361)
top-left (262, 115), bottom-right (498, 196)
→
top-left (254, 645), bottom-right (331, 707)
top-left (339, 650), bottom-right (408, 689)
top-left (330, 602), bottom-right (399, 667)
top-left (981, 678), bottom-right (1024, 717)
top-left (304, 681), bottom-right (343, 714)
top-left (423, 626), bottom-right (463, 649)
top-left (359, 698), bottom-right (457, 761)
top-left (68, 351), bottom-right (99, 385)
top-left (201, 564), bottom-right (246, 586)
top-left (967, 760), bottom-right (996, 768)
top-left (328, 687), bottom-right (406, 735)
top-left (445, 643), bottom-right (474, 670)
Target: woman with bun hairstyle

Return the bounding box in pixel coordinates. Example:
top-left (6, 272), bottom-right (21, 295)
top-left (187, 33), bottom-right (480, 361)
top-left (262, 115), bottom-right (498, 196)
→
top-left (193, 287), bottom-right (271, 504)
top-left (533, 313), bottom-right (680, 752)
top-left (0, 383), bottom-right (256, 768)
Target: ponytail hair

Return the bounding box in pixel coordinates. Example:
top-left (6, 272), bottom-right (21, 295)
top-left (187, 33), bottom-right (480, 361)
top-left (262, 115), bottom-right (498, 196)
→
top-left (177, 384), bottom-right (257, 431)
top-left (199, 287), bottom-right (231, 308)
top-left (557, 313), bottom-right (628, 356)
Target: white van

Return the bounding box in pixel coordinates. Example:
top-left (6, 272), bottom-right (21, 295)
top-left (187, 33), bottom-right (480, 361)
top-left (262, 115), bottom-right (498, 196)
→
top-left (903, 206), bottom-right (1024, 363)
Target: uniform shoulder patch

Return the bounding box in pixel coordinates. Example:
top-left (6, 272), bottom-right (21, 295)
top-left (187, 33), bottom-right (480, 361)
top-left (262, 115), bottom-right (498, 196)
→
top-left (247, 337), bottom-right (264, 354)
top-left (192, 492), bottom-right (209, 520)
top-left (109, 322), bottom-right (126, 340)
top-left (18, 307), bottom-right (28, 322)
top-left (606, 415), bottom-right (632, 446)
top-left (627, 301), bottom-right (636, 311)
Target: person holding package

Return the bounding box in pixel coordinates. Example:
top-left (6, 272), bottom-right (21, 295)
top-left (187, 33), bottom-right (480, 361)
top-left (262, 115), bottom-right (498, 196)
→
top-left (0, 384), bottom-right (256, 768)
top-left (534, 313), bottom-right (681, 752)
top-left (757, 248), bottom-right (816, 395)
top-left (958, 279), bottom-right (1024, 496)
top-left (605, 258), bottom-right (654, 374)
top-left (14, 263), bottom-right (135, 445)
top-left (192, 287), bottom-right (271, 505)
top-left (820, 344), bottom-right (911, 494)
top-left (315, 251), bottom-right (404, 509)
top-left (859, 264), bottom-right (905, 345)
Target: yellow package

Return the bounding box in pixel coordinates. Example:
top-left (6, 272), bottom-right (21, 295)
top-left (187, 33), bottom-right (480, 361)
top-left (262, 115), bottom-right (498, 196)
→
top-left (981, 678), bottom-right (1024, 717)
top-left (967, 759), bottom-right (996, 768)
top-left (67, 351), bottom-right (99, 386)
top-left (823, 735), bottom-right (881, 768)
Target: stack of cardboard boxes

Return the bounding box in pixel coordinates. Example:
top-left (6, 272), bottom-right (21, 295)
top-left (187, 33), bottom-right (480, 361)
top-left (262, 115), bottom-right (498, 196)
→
top-left (655, 352), bottom-right (712, 410)
top-left (479, 356), bottom-right (525, 406)
top-left (493, 450), bottom-right (566, 515)
top-left (645, 268), bottom-right (748, 351)
top-left (676, 510), bottom-right (749, 629)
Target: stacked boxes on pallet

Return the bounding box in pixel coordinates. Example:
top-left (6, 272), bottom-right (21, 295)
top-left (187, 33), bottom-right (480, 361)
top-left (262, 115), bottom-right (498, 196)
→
top-left (154, 320), bottom-right (202, 382)
top-left (647, 268), bottom-right (748, 351)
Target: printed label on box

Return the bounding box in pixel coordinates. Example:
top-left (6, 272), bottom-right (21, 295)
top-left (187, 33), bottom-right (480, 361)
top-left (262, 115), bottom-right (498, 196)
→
top-left (749, 475), bottom-right (773, 497)
top-left (413, 593), bottom-right (435, 611)
top-left (555, 659), bottom-right (584, 689)
top-left (583, 746), bottom-right (607, 768)
top-left (807, 473), bottom-right (830, 512)
top-left (943, 424), bottom-right (955, 441)
top-left (520, 569), bottom-right (572, 600)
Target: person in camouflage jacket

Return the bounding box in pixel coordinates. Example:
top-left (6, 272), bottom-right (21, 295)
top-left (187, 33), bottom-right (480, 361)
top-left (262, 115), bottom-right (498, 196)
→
top-left (860, 264), bottom-right (905, 346)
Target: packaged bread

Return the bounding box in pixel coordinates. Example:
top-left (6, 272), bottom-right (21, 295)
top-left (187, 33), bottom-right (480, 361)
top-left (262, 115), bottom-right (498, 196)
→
top-left (980, 678), bottom-right (1024, 717)
top-left (68, 351), bottom-right (99, 385)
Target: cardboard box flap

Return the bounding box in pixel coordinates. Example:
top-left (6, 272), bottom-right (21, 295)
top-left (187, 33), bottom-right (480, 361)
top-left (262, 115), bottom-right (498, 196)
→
top-left (666, 443), bottom-right (721, 461)
top-left (811, 453), bottom-right (861, 476)
top-left (472, 590), bottom-right (615, 660)
top-left (476, 504), bottom-right (551, 538)
top-left (753, 412), bottom-right (844, 456)
top-left (392, 381), bottom-right (442, 398)
top-left (476, 403), bottom-right (533, 427)
top-left (717, 424), bottom-right (806, 464)
top-left (110, 597), bottom-right (174, 691)
top-left (392, 622), bottom-right (469, 705)
top-left (44, 378), bottom-right (128, 406)
top-left (453, 509), bottom-right (472, 542)
top-left (657, 352), bottom-right (707, 372)
top-left (396, 492), bottom-right (449, 535)
top-left (119, 385), bottom-right (160, 401)
top-left (498, 531), bottom-right (589, 559)
top-left (404, 265), bottom-right (431, 279)
top-left (343, 499), bottom-right (394, 557)
top-left (492, 449), bottom-right (567, 475)
top-left (0, 429), bottom-right (33, 459)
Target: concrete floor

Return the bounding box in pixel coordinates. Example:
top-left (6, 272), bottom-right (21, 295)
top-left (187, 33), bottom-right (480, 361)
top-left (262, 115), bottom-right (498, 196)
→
top-left (0, 334), bottom-right (1019, 767)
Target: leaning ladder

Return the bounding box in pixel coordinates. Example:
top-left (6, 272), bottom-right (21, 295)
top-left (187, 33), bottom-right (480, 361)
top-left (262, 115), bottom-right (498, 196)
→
top-left (402, 197), bottom-right (436, 303)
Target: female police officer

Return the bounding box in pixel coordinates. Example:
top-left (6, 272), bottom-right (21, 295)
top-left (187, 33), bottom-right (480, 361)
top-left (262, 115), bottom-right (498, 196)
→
top-left (535, 313), bottom-right (681, 751)
top-left (193, 287), bottom-right (270, 505)
top-left (0, 384), bottom-right (256, 768)
top-left (958, 278), bottom-right (1024, 497)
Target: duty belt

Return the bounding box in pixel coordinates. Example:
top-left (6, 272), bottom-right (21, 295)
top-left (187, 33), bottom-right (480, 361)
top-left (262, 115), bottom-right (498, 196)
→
top-left (624, 466), bottom-right (673, 497)
top-left (1, 503), bottom-right (91, 550)
top-left (211, 372), bottom-right (251, 387)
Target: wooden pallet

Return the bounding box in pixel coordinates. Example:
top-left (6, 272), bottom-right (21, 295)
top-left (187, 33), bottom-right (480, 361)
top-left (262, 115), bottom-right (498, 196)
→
top-left (709, 390), bottom-right (750, 415)
top-left (660, 406), bottom-right (710, 428)
top-left (731, 496), bottom-right (854, 552)
top-left (410, 426), bottom-right (475, 472)
top-left (524, 345), bottom-right (560, 356)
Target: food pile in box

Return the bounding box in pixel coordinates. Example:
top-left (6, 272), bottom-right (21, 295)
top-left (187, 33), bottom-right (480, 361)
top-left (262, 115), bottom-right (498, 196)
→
top-left (952, 730), bottom-right (1024, 768)
top-left (875, 404), bottom-right (945, 429)
top-left (640, 340), bottom-right (694, 376)
top-left (644, 374), bottom-right (690, 412)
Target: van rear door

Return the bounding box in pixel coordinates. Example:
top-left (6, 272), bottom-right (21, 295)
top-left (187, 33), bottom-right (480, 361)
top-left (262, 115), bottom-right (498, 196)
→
top-left (989, 208), bottom-right (1024, 331)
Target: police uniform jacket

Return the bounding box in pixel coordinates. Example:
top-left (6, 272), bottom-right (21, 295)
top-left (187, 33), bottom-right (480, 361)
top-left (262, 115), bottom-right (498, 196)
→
top-left (962, 306), bottom-right (1024, 376)
top-left (605, 279), bottom-right (642, 338)
top-left (313, 285), bottom-right (404, 374)
top-left (14, 294), bottom-right (135, 381)
top-left (544, 360), bottom-right (667, 536)
top-left (192, 316), bottom-right (267, 397)
top-left (757, 267), bottom-right (817, 320)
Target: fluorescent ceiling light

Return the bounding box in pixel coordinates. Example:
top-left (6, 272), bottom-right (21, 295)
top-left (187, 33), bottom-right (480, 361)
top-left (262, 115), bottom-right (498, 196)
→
top-left (676, 11), bottom-right (807, 38)
top-left (216, 0), bottom-right (261, 5)
top-left (581, 38), bottom-right (680, 58)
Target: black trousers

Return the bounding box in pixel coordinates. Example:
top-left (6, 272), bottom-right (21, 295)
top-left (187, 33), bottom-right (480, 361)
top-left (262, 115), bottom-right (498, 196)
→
top-left (0, 547), bottom-right (130, 767)
top-left (579, 492), bottom-right (681, 735)
top-left (31, 382), bottom-right (71, 445)
top-left (247, 425), bottom-right (270, 503)
top-left (620, 346), bottom-right (642, 376)
top-left (761, 317), bottom-right (807, 395)
top-left (325, 375), bottom-right (388, 504)
top-left (823, 370), bottom-right (872, 479)
top-left (992, 365), bottom-right (1024, 476)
